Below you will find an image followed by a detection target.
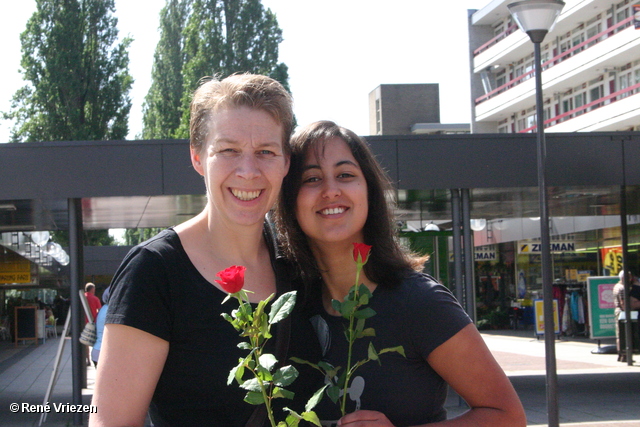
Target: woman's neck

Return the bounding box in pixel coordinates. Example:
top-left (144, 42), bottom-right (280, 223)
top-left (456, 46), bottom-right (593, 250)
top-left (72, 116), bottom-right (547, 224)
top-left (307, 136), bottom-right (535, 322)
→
top-left (175, 209), bottom-right (276, 302)
top-left (311, 242), bottom-right (376, 313)
top-left (180, 209), bottom-right (266, 264)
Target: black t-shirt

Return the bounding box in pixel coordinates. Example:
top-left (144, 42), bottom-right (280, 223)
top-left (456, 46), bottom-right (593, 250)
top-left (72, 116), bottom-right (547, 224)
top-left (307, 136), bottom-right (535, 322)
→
top-left (106, 227), bottom-right (322, 426)
top-left (310, 272), bottom-right (472, 427)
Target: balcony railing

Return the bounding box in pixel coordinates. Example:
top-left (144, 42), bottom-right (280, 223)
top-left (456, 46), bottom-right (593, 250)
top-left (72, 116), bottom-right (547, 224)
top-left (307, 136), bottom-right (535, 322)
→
top-left (473, 24), bottom-right (519, 56)
top-left (475, 15), bottom-right (634, 105)
top-left (517, 81), bottom-right (640, 133)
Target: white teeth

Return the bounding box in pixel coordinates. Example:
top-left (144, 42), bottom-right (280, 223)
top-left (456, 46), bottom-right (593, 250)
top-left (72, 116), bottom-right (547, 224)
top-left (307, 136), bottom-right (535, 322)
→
top-left (321, 207), bottom-right (345, 215)
top-left (232, 189), bottom-right (261, 201)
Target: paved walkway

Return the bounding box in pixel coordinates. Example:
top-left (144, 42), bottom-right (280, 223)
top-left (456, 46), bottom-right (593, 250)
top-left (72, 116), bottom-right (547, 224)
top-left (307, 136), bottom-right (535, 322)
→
top-left (0, 329), bottom-right (638, 426)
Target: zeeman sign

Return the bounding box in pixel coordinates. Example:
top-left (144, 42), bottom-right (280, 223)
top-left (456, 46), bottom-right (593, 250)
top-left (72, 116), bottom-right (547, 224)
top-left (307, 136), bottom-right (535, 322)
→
top-left (518, 241), bottom-right (575, 254)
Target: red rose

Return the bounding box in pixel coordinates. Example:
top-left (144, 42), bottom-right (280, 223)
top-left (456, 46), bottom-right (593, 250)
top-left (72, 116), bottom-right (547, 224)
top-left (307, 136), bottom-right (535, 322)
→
top-left (352, 243), bottom-right (372, 265)
top-left (215, 265), bottom-right (246, 294)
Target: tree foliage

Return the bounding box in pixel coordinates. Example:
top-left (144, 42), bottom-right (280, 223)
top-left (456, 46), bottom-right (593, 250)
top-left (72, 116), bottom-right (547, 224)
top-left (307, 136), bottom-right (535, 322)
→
top-left (142, 0), bottom-right (290, 140)
top-left (124, 228), bottom-right (163, 246)
top-left (4, 0), bottom-right (133, 143)
top-left (141, 0), bottom-right (188, 140)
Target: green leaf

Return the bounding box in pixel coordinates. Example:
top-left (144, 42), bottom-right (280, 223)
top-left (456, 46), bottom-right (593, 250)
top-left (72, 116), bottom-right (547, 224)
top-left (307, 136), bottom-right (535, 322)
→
top-left (285, 408), bottom-right (301, 418)
top-left (340, 300), bottom-right (357, 318)
top-left (239, 378), bottom-right (262, 392)
top-left (368, 342), bottom-right (379, 362)
top-left (228, 360), bottom-right (244, 385)
top-left (331, 299), bottom-right (342, 314)
top-left (290, 357), bottom-right (319, 371)
top-left (269, 291), bottom-right (297, 324)
top-left (305, 384), bottom-right (329, 412)
top-left (285, 412), bottom-right (301, 427)
top-left (336, 370), bottom-right (347, 388)
top-left (317, 360), bottom-right (337, 373)
top-left (257, 363), bottom-right (273, 382)
top-left (273, 365), bottom-right (299, 387)
top-left (221, 312), bottom-right (233, 322)
top-left (326, 384), bottom-right (340, 403)
top-left (359, 292), bottom-right (370, 305)
top-left (244, 391), bottom-right (264, 405)
top-left (237, 342), bottom-right (252, 350)
top-left (254, 293), bottom-right (275, 322)
top-left (259, 353), bottom-right (278, 372)
top-left (272, 386), bottom-right (295, 400)
top-left (360, 327), bottom-right (376, 337)
top-left (353, 307), bottom-right (376, 319)
top-left (380, 345), bottom-right (406, 357)
top-left (302, 411), bottom-right (322, 426)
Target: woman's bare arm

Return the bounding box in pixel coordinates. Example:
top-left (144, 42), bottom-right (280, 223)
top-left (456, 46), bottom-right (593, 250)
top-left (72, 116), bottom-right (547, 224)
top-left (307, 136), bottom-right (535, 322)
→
top-left (89, 324), bottom-right (169, 427)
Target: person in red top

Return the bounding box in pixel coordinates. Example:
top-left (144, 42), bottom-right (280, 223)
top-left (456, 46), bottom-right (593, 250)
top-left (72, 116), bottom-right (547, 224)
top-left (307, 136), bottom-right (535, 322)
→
top-left (85, 282), bottom-right (102, 322)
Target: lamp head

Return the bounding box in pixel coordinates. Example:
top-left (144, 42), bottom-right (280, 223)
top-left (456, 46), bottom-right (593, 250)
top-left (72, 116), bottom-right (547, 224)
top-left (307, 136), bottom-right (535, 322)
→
top-left (508, 0), bottom-right (565, 43)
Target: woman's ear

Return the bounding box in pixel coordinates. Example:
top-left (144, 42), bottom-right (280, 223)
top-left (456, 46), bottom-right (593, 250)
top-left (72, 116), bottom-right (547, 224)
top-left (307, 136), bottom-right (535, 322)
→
top-left (284, 154), bottom-right (291, 175)
top-left (191, 147), bottom-right (205, 176)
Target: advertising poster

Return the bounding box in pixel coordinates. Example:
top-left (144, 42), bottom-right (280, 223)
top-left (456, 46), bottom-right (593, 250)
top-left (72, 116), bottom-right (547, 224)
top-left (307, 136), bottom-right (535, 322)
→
top-left (600, 247), bottom-right (622, 276)
top-left (586, 276), bottom-right (618, 339)
top-left (534, 299), bottom-right (560, 336)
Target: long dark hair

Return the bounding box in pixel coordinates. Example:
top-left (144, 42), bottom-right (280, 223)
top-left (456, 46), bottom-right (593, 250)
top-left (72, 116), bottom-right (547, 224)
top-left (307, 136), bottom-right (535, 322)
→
top-left (275, 121), bottom-right (424, 293)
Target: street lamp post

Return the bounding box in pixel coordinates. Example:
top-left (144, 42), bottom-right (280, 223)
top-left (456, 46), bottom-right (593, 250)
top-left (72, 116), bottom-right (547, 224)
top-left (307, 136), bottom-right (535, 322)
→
top-left (507, 1), bottom-right (564, 426)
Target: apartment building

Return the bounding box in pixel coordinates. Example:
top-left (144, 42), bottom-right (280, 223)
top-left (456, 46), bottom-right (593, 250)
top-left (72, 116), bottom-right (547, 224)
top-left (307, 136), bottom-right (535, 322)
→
top-left (368, 84), bottom-right (470, 135)
top-left (468, 0), bottom-right (640, 133)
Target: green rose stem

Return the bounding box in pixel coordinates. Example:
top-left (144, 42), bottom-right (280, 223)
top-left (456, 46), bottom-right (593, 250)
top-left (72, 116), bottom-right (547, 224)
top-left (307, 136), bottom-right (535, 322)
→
top-left (219, 265), bottom-right (321, 427)
top-left (340, 257), bottom-right (364, 417)
top-left (232, 291), bottom-right (278, 427)
top-left (292, 244), bottom-right (404, 419)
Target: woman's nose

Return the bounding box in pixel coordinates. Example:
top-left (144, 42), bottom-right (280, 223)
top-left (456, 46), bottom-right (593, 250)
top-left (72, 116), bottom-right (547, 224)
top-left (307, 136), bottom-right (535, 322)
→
top-left (236, 154), bottom-right (261, 179)
top-left (321, 179), bottom-right (341, 199)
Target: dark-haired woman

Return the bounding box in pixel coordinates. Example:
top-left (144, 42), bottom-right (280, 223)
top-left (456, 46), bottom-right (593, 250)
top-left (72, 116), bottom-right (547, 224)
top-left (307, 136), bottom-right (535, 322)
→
top-left (275, 121), bottom-right (525, 426)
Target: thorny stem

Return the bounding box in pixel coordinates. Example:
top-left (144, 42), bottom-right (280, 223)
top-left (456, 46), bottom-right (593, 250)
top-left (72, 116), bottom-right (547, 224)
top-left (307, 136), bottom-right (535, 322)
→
top-left (340, 263), bottom-right (363, 417)
top-left (239, 293), bottom-right (277, 427)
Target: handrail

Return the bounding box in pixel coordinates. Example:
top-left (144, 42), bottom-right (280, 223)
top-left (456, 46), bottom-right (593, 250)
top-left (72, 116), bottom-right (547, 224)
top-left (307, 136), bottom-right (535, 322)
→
top-left (473, 24), bottom-right (518, 55)
top-left (517, 81), bottom-right (640, 133)
top-left (475, 15), bottom-right (634, 105)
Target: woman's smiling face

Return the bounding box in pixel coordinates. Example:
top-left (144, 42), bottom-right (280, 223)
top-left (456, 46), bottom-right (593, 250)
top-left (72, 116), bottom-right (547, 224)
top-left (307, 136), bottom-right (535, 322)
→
top-left (295, 136), bottom-right (368, 246)
top-left (191, 106), bottom-right (289, 227)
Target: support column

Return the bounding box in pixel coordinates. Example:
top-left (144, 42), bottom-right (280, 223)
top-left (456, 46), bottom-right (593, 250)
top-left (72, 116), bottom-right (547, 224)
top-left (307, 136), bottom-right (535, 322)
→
top-left (461, 189), bottom-right (476, 322)
top-left (620, 185), bottom-right (633, 366)
top-left (451, 189), bottom-right (463, 305)
top-left (69, 198), bottom-right (84, 426)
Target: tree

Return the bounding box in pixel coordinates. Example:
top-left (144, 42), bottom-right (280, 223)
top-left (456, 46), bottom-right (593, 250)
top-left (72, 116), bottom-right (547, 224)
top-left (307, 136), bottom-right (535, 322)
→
top-left (123, 228), bottom-right (163, 246)
top-left (142, 0), bottom-right (290, 139)
top-left (141, 0), bottom-right (188, 139)
top-left (4, 0), bottom-right (133, 143)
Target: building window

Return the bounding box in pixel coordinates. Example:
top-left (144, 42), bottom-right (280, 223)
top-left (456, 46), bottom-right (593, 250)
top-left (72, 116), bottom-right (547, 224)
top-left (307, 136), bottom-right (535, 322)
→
top-left (589, 85), bottom-right (603, 109)
top-left (574, 92), bottom-right (587, 115)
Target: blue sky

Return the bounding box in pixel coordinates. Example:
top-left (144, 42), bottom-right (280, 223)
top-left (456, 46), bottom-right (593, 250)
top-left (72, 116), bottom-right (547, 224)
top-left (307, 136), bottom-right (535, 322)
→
top-left (0, 0), bottom-right (485, 142)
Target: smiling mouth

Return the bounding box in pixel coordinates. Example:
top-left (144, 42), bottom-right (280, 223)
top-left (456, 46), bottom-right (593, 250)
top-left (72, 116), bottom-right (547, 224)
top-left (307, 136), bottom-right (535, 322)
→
top-left (231, 189), bottom-right (262, 201)
top-left (320, 207), bottom-right (346, 215)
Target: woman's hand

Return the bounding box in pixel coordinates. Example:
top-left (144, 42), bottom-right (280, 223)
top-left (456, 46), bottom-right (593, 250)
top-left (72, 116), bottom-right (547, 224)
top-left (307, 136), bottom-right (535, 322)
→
top-left (338, 410), bottom-right (396, 426)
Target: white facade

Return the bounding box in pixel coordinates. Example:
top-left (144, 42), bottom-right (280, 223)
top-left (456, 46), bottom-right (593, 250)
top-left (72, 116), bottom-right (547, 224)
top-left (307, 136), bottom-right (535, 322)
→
top-left (469, 0), bottom-right (640, 133)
